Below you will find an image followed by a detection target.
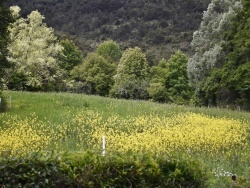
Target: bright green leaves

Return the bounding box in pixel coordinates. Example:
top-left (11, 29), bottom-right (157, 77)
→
top-left (96, 40), bottom-right (122, 63)
top-left (148, 50), bottom-right (192, 104)
top-left (71, 53), bottom-right (115, 96)
top-left (110, 47), bottom-right (149, 99)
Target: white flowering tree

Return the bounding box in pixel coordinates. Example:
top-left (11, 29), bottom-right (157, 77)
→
top-left (187, 0), bottom-right (242, 86)
top-left (6, 6), bottom-right (65, 91)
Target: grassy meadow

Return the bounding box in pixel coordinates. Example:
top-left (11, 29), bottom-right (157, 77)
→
top-left (0, 91), bottom-right (250, 187)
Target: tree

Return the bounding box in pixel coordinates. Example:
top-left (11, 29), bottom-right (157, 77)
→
top-left (187, 0), bottom-right (242, 86)
top-left (203, 0), bottom-right (250, 109)
top-left (6, 6), bottom-right (65, 91)
top-left (0, 0), bottom-right (14, 90)
top-left (70, 53), bottom-right (116, 96)
top-left (148, 50), bottom-right (192, 104)
top-left (165, 50), bottom-right (192, 104)
top-left (59, 39), bottom-right (83, 71)
top-left (96, 40), bottom-right (122, 63)
top-left (110, 47), bottom-right (149, 99)
top-left (148, 58), bottom-right (168, 102)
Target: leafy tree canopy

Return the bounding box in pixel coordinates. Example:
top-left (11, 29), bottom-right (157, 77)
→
top-left (203, 0), bottom-right (250, 109)
top-left (96, 40), bottom-right (122, 63)
top-left (111, 47), bottom-right (149, 99)
top-left (5, 6), bottom-right (65, 91)
top-left (187, 0), bottom-right (242, 86)
top-left (148, 50), bottom-right (192, 104)
top-left (59, 39), bottom-right (83, 71)
top-left (71, 52), bottom-right (116, 96)
top-left (0, 0), bottom-right (14, 89)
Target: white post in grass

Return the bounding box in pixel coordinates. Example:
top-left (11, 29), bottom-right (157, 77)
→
top-left (102, 135), bottom-right (106, 156)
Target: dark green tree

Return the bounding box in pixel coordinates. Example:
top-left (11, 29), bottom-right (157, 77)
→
top-left (203, 0), bottom-right (250, 109)
top-left (0, 0), bottom-right (14, 90)
top-left (165, 50), bottom-right (193, 104)
top-left (148, 50), bottom-right (192, 104)
top-left (59, 39), bottom-right (83, 71)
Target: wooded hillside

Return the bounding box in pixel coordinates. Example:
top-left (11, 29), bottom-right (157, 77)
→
top-left (6, 0), bottom-right (210, 60)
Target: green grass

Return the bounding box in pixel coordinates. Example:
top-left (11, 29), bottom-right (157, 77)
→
top-left (1, 90), bottom-right (250, 124)
top-left (1, 91), bottom-right (250, 187)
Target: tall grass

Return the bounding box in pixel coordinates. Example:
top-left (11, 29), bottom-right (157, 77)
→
top-left (1, 91), bottom-right (249, 122)
top-left (0, 91), bottom-right (250, 187)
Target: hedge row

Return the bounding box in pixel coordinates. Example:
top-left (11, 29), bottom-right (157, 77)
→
top-left (0, 152), bottom-right (209, 187)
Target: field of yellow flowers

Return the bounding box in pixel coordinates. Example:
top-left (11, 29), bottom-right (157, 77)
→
top-left (0, 109), bottom-right (248, 158)
top-left (0, 91), bottom-right (250, 186)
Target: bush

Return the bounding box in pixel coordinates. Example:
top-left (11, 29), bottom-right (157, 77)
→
top-left (0, 151), bottom-right (209, 187)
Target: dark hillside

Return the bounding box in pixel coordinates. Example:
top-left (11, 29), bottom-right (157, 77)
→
top-left (6, 0), bottom-right (210, 60)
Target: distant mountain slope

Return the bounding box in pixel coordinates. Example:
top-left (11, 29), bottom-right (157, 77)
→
top-left (6, 0), bottom-right (210, 60)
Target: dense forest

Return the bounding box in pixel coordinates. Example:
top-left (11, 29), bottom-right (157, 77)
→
top-left (6, 0), bottom-right (210, 60)
top-left (1, 0), bottom-right (249, 110)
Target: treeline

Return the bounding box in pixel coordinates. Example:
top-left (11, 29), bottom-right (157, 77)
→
top-left (188, 0), bottom-right (250, 109)
top-left (1, 0), bottom-right (250, 110)
top-left (4, 6), bottom-right (191, 104)
top-left (6, 0), bottom-right (210, 60)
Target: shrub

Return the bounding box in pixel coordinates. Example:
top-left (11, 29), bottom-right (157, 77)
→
top-left (0, 152), bottom-right (209, 187)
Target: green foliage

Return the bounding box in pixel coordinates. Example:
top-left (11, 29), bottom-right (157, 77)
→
top-left (0, 0), bottom-right (14, 90)
top-left (187, 0), bottom-right (242, 86)
top-left (148, 58), bottom-right (168, 102)
top-left (0, 152), bottom-right (208, 187)
top-left (59, 39), bottom-right (83, 71)
top-left (96, 40), bottom-right (122, 63)
top-left (202, 0), bottom-right (250, 109)
top-left (149, 51), bottom-right (193, 104)
top-left (71, 53), bottom-right (116, 96)
top-left (0, 152), bottom-right (74, 187)
top-left (110, 47), bottom-right (149, 99)
top-left (6, 6), bottom-right (65, 91)
top-left (165, 50), bottom-right (193, 104)
top-left (147, 82), bottom-right (169, 103)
